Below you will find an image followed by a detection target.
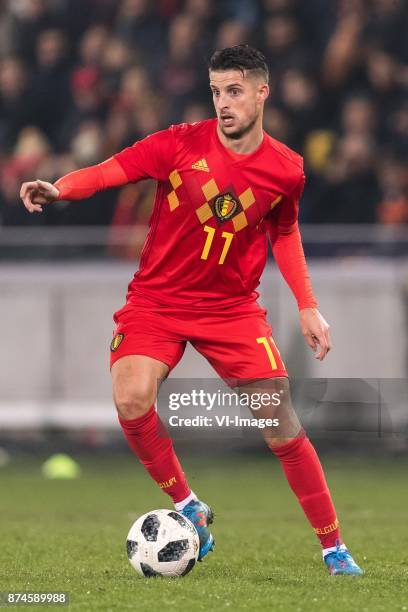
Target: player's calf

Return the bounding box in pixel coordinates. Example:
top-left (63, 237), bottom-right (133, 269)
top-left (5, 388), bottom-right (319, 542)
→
top-left (112, 357), bottom-right (193, 504)
top-left (240, 377), bottom-right (362, 567)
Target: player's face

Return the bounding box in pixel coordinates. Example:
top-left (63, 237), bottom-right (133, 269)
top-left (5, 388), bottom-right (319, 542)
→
top-left (209, 70), bottom-right (269, 140)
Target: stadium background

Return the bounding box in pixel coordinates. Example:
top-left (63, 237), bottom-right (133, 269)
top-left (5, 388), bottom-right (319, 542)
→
top-left (0, 2), bottom-right (407, 610)
top-left (1, 0), bottom-right (407, 439)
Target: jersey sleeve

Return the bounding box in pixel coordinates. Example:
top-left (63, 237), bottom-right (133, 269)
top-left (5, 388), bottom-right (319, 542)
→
top-left (275, 172), bottom-right (305, 234)
top-left (266, 173), bottom-right (318, 310)
top-left (54, 157), bottom-right (128, 200)
top-left (114, 126), bottom-right (176, 183)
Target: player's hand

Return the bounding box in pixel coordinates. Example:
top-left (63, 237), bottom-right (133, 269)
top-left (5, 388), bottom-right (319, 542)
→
top-left (299, 308), bottom-right (331, 361)
top-left (20, 179), bottom-right (60, 213)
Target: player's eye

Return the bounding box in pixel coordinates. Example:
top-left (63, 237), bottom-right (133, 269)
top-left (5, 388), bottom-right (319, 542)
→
top-left (230, 88), bottom-right (241, 96)
top-left (212, 90), bottom-right (220, 97)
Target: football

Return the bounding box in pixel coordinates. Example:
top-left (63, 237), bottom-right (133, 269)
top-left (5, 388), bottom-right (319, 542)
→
top-left (126, 509), bottom-right (200, 577)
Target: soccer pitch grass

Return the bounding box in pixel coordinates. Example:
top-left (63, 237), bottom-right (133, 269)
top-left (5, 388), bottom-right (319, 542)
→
top-left (1, 450), bottom-right (408, 612)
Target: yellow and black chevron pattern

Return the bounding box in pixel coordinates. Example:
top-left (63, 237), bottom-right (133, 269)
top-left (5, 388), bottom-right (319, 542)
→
top-left (167, 169), bottom-right (282, 229)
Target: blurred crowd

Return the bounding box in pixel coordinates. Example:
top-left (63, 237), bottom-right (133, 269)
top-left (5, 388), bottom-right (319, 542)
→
top-left (0, 0), bottom-right (407, 233)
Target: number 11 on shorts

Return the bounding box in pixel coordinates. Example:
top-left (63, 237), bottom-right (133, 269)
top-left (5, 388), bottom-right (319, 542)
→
top-left (256, 336), bottom-right (285, 371)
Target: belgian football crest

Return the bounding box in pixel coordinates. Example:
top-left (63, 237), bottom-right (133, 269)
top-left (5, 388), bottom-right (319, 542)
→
top-left (214, 192), bottom-right (239, 223)
top-left (110, 333), bottom-right (124, 352)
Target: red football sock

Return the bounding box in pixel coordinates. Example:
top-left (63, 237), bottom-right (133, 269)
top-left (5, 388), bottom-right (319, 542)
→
top-left (270, 431), bottom-right (342, 549)
top-left (118, 406), bottom-right (191, 504)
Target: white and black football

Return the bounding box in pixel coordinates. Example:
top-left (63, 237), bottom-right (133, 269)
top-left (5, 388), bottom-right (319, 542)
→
top-left (126, 509), bottom-right (200, 577)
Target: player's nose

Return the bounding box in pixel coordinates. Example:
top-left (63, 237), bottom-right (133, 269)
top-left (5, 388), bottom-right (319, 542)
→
top-left (219, 100), bottom-right (230, 113)
top-left (217, 94), bottom-right (229, 109)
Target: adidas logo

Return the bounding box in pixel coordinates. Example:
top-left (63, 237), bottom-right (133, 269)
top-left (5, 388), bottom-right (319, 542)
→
top-left (192, 158), bottom-right (210, 172)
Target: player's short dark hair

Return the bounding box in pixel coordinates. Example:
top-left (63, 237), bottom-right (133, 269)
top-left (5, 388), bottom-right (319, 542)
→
top-left (208, 45), bottom-right (269, 83)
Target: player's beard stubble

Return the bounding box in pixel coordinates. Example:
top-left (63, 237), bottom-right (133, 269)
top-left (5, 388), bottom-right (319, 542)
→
top-left (218, 111), bottom-right (260, 141)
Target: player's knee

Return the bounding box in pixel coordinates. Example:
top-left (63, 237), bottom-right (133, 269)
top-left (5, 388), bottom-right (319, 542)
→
top-left (113, 386), bottom-right (153, 420)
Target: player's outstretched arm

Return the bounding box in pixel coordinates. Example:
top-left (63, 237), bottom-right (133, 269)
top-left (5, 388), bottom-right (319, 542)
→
top-left (20, 157), bottom-right (129, 213)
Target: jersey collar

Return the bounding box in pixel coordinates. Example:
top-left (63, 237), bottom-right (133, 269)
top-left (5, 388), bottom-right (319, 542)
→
top-left (212, 119), bottom-right (267, 164)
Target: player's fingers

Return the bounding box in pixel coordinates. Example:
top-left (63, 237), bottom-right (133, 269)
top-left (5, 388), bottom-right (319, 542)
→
top-left (319, 324), bottom-right (332, 359)
top-left (23, 194), bottom-right (42, 213)
top-left (37, 179), bottom-right (58, 200)
top-left (22, 194), bottom-right (35, 212)
top-left (20, 181), bottom-right (38, 199)
top-left (326, 326), bottom-right (332, 352)
top-left (304, 331), bottom-right (317, 352)
top-left (20, 182), bottom-right (41, 212)
top-left (32, 194), bottom-right (48, 205)
top-left (314, 332), bottom-right (329, 360)
top-left (36, 179), bottom-right (51, 194)
top-left (26, 202), bottom-right (43, 213)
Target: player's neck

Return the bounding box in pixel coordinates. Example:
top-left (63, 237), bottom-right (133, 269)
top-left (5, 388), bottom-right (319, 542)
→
top-left (216, 122), bottom-right (264, 155)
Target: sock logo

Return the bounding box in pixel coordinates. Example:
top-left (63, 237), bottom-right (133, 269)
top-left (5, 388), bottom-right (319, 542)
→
top-left (110, 333), bottom-right (124, 352)
top-left (159, 476), bottom-right (177, 489)
top-left (313, 518), bottom-right (339, 535)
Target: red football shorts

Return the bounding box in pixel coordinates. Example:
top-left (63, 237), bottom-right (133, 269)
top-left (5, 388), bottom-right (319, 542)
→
top-left (110, 294), bottom-right (288, 382)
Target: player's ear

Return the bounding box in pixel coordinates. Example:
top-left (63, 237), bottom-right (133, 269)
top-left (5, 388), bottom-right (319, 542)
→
top-left (258, 83), bottom-right (269, 103)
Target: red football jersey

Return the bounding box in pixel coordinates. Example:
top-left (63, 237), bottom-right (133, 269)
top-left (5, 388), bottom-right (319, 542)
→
top-left (114, 118), bottom-right (308, 309)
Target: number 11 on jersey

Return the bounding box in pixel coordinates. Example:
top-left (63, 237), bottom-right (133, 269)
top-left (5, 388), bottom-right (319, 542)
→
top-left (200, 225), bottom-right (234, 265)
